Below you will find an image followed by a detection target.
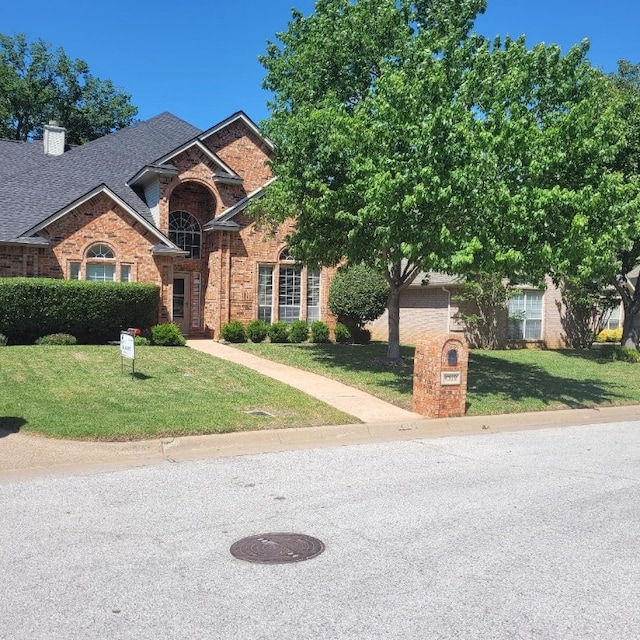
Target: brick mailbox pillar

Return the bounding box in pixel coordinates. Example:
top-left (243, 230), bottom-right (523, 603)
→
top-left (412, 333), bottom-right (468, 418)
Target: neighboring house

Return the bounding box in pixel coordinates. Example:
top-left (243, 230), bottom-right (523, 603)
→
top-left (0, 112), bottom-right (334, 337)
top-left (367, 273), bottom-right (623, 348)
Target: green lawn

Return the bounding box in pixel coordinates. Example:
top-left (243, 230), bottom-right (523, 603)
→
top-left (0, 345), bottom-right (352, 440)
top-left (236, 342), bottom-right (640, 414)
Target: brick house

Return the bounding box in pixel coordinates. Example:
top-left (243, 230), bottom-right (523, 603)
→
top-left (0, 112), bottom-right (334, 337)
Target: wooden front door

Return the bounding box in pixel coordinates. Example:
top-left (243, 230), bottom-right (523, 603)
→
top-left (172, 274), bottom-right (190, 336)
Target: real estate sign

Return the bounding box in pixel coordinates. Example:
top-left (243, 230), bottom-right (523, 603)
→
top-left (120, 331), bottom-right (135, 360)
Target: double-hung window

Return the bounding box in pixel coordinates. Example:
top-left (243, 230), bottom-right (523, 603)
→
top-left (508, 291), bottom-right (543, 340)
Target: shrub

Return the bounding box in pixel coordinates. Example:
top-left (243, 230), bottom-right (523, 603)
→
top-left (596, 328), bottom-right (623, 343)
top-left (221, 320), bottom-right (248, 343)
top-left (334, 322), bottom-right (351, 343)
top-left (0, 278), bottom-right (159, 344)
top-left (352, 327), bottom-right (372, 345)
top-left (612, 346), bottom-right (640, 363)
top-left (310, 321), bottom-right (330, 343)
top-left (134, 336), bottom-right (150, 346)
top-left (288, 320), bottom-right (309, 343)
top-left (268, 321), bottom-right (290, 343)
top-left (35, 333), bottom-right (77, 345)
top-left (151, 322), bottom-right (186, 346)
top-left (0, 333), bottom-right (7, 346)
top-left (246, 319), bottom-right (269, 343)
top-left (329, 264), bottom-right (388, 335)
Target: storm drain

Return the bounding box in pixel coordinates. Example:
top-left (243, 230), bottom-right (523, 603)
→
top-left (245, 410), bottom-right (274, 417)
top-left (230, 533), bottom-right (325, 564)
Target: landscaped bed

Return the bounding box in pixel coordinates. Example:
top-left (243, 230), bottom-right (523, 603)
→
top-left (0, 345), bottom-right (352, 440)
top-left (236, 342), bottom-right (640, 415)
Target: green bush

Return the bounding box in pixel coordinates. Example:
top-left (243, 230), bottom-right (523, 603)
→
top-left (352, 327), bottom-right (372, 345)
top-left (310, 321), bottom-right (330, 343)
top-left (334, 322), bottom-right (351, 343)
top-left (0, 333), bottom-right (7, 346)
top-left (0, 278), bottom-right (159, 344)
top-left (246, 319), bottom-right (269, 343)
top-left (134, 336), bottom-right (150, 346)
top-left (221, 320), bottom-right (248, 343)
top-left (151, 323), bottom-right (186, 346)
top-left (35, 333), bottom-right (77, 345)
top-left (288, 320), bottom-right (309, 343)
top-left (268, 321), bottom-right (290, 343)
top-left (329, 264), bottom-right (388, 334)
top-left (612, 346), bottom-right (640, 363)
top-left (596, 328), bottom-right (623, 343)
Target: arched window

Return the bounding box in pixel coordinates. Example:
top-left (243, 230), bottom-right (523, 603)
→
top-left (85, 243), bottom-right (116, 282)
top-left (257, 247), bottom-right (321, 324)
top-left (169, 211), bottom-right (201, 259)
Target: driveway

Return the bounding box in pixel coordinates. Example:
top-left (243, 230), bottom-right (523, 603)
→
top-left (1, 421), bottom-right (639, 639)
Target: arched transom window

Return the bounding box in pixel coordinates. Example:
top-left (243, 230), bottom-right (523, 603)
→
top-left (68, 243), bottom-right (132, 282)
top-left (169, 211), bottom-right (201, 259)
top-left (257, 247), bottom-right (321, 324)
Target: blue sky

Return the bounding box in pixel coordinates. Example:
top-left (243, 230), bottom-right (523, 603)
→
top-left (2, 0), bottom-right (639, 130)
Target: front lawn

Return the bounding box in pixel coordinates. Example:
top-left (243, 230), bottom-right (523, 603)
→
top-left (235, 342), bottom-right (640, 415)
top-left (0, 345), bottom-right (352, 440)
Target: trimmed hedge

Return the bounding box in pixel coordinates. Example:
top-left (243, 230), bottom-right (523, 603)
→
top-left (0, 278), bottom-right (159, 344)
top-left (221, 320), bottom-right (248, 343)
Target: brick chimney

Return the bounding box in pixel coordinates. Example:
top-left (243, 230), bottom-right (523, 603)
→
top-left (43, 121), bottom-right (66, 156)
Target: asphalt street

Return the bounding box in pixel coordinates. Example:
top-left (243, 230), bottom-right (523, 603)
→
top-left (1, 421), bottom-right (639, 639)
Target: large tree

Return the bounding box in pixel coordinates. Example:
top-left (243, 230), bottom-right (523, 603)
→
top-left (543, 61), bottom-right (640, 348)
top-left (0, 33), bottom-right (137, 144)
top-left (256, 0), bottom-right (625, 360)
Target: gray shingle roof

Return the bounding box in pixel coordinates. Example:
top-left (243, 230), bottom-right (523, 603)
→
top-left (0, 112), bottom-right (201, 242)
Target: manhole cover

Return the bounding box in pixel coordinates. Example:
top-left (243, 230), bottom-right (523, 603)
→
top-left (230, 533), bottom-right (325, 564)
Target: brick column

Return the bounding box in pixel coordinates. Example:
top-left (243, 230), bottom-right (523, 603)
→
top-left (413, 333), bottom-right (468, 418)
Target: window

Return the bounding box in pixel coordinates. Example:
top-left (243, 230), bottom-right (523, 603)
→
top-left (169, 210), bottom-right (201, 259)
top-left (69, 262), bottom-right (81, 280)
top-left (279, 265), bottom-right (302, 322)
top-left (121, 264), bottom-right (132, 283)
top-left (603, 303), bottom-right (621, 330)
top-left (85, 243), bottom-right (115, 282)
top-left (258, 266), bottom-right (274, 323)
top-left (508, 291), bottom-right (543, 340)
top-left (306, 268), bottom-right (321, 323)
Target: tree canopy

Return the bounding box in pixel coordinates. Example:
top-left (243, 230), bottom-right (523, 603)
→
top-left (0, 33), bottom-right (137, 144)
top-left (256, 0), bottom-right (634, 359)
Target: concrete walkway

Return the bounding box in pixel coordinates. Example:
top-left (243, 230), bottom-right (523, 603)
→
top-left (186, 339), bottom-right (422, 423)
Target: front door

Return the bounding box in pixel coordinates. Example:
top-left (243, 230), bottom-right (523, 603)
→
top-left (172, 274), bottom-right (190, 336)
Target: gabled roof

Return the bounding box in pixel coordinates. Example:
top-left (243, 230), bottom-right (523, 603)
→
top-left (0, 112), bottom-right (201, 242)
top-left (0, 110), bottom-right (273, 244)
top-left (200, 111), bottom-right (275, 151)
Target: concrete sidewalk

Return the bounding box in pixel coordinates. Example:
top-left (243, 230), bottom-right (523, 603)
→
top-left (186, 339), bottom-right (422, 423)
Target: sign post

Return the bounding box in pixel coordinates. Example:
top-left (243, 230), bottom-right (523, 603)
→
top-left (120, 331), bottom-right (136, 378)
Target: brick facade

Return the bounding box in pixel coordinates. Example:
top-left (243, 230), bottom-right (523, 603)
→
top-left (1, 114), bottom-right (335, 339)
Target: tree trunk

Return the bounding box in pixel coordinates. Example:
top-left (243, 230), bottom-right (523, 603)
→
top-left (386, 285), bottom-right (402, 363)
top-left (621, 301), bottom-right (640, 349)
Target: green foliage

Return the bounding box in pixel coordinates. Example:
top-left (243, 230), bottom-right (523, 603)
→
top-left (0, 278), bottom-right (159, 344)
top-left (255, 0), bottom-right (622, 359)
top-left (268, 321), bottom-right (290, 343)
top-left (151, 323), bottom-right (186, 347)
top-left (310, 321), bottom-right (330, 343)
top-left (611, 346), bottom-right (640, 363)
top-left (246, 319), bottom-right (269, 343)
top-left (134, 336), bottom-right (150, 346)
top-left (453, 273), bottom-right (514, 349)
top-left (596, 328), bottom-right (623, 343)
top-left (35, 333), bottom-right (77, 345)
top-left (0, 333), bottom-right (7, 346)
top-left (0, 33), bottom-right (137, 143)
top-left (221, 320), bottom-right (248, 343)
top-left (288, 320), bottom-right (309, 343)
top-left (334, 322), bottom-right (351, 343)
top-left (329, 264), bottom-right (388, 330)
